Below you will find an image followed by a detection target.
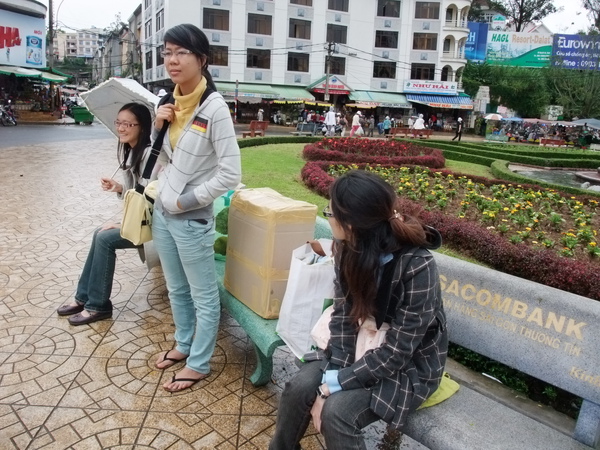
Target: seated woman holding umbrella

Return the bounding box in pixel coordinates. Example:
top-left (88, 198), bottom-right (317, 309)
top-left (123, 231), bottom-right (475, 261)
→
top-left (56, 102), bottom-right (156, 325)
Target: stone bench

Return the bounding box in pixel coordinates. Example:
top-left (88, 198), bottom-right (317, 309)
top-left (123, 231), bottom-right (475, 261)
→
top-left (290, 122), bottom-right (319, 136)
top-left (540, 138), bottom-right (567, 147)
top-left (386, 127), bottom-right (412, 139)
top-left (242, 120), bottom-right (269, 138)
top-left (312, 217), bottom-right (600, 449)
top-left (214, 259), bottom-right (284, 386)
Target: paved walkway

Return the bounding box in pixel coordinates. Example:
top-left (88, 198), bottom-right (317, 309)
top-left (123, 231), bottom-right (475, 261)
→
top-left (0, 137), bottom-right (426, 449)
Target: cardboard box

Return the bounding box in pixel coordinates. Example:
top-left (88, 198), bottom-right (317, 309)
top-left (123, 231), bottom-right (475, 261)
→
top-left (224, 188), bottom-right (317, 319)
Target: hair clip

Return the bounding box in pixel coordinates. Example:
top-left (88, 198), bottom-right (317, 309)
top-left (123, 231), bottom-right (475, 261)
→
top-left (388, 210), bottom-right (403, 222)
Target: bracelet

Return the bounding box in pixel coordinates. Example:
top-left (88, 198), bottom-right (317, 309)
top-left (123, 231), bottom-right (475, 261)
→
top-left (316, 385), bottom-right (329, 399)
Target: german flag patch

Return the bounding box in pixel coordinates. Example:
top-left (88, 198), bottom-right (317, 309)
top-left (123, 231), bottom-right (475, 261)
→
top-left (191, 116), bottom-right (208, 133)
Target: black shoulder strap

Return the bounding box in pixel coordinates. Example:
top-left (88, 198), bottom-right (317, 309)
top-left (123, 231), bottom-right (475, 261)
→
top-left (137, 88), bottom-right (215, 186)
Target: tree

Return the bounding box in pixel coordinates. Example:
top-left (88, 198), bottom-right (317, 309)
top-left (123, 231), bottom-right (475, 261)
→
top-left (546, 67), bottom-right (600, 119)
top-left (489, 0), bottom-right (557, 31)
top-left (582, 0), bottom-right (600, 31)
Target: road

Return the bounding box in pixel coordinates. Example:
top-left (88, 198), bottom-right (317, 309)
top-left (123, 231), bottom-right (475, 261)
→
top-left (0, 123), bottom-right (114, 148)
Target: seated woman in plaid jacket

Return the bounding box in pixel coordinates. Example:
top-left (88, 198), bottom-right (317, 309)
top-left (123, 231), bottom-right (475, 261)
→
top-left (270, 170), bottom-right (448, 450)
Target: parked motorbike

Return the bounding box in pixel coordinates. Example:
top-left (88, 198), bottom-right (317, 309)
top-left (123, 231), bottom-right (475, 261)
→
top-left (0, 100), bottom-right (17, 126)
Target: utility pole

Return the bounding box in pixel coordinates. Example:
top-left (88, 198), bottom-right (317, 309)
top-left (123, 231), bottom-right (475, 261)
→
top-left (324, 41), bottom-right (334, 103)
top-left (48, 0), bottom-right (55, 111)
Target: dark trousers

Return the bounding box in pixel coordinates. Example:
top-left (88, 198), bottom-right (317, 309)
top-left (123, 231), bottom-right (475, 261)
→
top-left (452, 130), bottom-right (462, 141)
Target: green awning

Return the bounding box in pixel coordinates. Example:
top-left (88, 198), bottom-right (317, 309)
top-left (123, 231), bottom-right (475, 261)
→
top-left (0, 65), bottom-right (43, 78)
top-left (215, 82), bottom-right (279, 99)
top-left (349, 91), bottom-right (411, 108)
top-left (271, 85), bottom-right (314, 101)
top-left (40, 72), bottom-right (70, 82)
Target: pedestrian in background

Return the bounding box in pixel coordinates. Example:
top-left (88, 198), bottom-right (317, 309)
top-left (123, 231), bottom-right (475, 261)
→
top-left (452, 117), bottom-right (463, 142)
top-left (152, 23), bottom-right (242, 392)
top-left (57, 103), bottom-right (155, 325)
top-left (349, 110), bottom-right (362, 137)
top-left (337, 113), bottom-right (347, 137)
top-left (383, 115), bottom-right (392, 135)
top-left (257, 108), bottom-right (264, 121)
top-left (269, 170), bottom-right (448, 450)
top-left (324, 106), bottom-right (337, 136)
top-left (367, 115), bottom-right (375, 137)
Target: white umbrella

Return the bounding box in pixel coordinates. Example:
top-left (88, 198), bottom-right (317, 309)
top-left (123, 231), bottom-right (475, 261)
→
top-left (484, 113), bottom-right (503, 121)
top-left (80, 78), bottom-right (160, 137)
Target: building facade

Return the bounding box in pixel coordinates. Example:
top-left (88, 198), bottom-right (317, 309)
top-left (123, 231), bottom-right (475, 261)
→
top-left (140, 0), bottom-right (472, 117)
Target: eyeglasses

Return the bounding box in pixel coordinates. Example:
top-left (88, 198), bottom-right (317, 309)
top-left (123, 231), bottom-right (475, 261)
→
top-left (322, 205), bottom-right (334, 218)
top-left (114, 121), bottom-right (139, 128)
top-left (160, 50), bottom-right (194, 59)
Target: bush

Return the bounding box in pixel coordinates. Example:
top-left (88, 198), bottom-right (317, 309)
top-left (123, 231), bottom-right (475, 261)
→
top-left (303, 138), bottom-right (445, 168)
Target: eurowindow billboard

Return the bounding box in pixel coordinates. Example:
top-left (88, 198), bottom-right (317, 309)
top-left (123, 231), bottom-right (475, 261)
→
top-left (551, 34), bottom-right (600, 70)
top-left (0, 10), bottom-right (46, 68)
top-left (486, 31), bottom-right (552, 67)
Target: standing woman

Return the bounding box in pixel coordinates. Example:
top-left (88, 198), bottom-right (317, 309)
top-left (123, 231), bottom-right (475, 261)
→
top-left (57, 103), bottom-right (154, 325)
top-left (270, 170), bottom-right (448, 450)
top-left (152, 24), bottom-right (241, 392)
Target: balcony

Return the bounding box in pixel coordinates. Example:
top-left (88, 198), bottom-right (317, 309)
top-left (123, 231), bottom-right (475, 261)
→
top-left (441, 51), bottom-right (466, 61)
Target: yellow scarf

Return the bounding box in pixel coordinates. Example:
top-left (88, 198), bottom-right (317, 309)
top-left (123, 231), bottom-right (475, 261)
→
top-left (169, 77), bottom-right (207, 149)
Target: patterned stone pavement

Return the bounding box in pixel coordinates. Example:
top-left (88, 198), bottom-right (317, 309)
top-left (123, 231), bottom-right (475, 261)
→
top-left (0, 138), bottom-right (424, 450)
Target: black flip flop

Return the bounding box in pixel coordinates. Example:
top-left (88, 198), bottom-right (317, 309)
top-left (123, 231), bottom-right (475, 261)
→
top-left (155, 350), bottom-right (188, 370)
top-left (164, 373), bottom-right (209, 392)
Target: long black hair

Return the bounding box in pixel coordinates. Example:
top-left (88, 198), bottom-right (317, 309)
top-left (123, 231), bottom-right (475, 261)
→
top-left (330, 170), bottom-right (428, 323)
top-left (163, 24), bottom-right (217, 91)
top-left (117, 102), bottom-right (152, 177)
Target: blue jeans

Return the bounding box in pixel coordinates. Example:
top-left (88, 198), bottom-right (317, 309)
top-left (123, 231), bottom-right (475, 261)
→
top-left (152, 209), bottom-right (220, 374)
top-left (75, 227), bottom-right (137, 313)
top-left (269, 361), bottom-right (379, 450)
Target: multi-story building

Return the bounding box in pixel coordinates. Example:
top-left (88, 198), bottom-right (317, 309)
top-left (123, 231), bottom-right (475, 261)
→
top-left (141, 0), bottom-right (473, 120)
top-left (62, 28), bottom-right (104, 61)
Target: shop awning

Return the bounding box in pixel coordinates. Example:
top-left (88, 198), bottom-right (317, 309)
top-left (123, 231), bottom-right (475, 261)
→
top-left (406, 94), bottom-right (473, 110)
top-left (215, 82), bottom-right (280, 100)
top-left (0, 65), bottom-right (44, 77)
top-left (271, 85), bottom-right (315, 102)
top-left (307, 76), bottom-right (352, 95)
top-left (349, 91), bottom-right (411, 108)
top-left (40, 71), bottom-right (70, 82)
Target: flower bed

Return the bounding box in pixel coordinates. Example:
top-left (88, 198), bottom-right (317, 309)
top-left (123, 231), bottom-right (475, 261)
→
top-left (301, 161), bottom-right (599, 301)
top-left (303, 137), bottom-right (445, 168)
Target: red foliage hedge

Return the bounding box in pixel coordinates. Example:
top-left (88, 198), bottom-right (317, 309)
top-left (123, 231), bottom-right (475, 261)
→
top-left (300, 158), bottom-right (600, 301)
top-left (303, 138), bottom-right (445, 168)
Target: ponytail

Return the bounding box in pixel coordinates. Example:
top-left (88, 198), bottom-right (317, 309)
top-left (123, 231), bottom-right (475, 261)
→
top-left (387, 199), bottom-right (427, 247)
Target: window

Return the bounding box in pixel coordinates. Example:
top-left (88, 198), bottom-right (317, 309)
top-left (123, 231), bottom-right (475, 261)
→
top-left (329, 56), bottom-right (345, 75)
top-left (443, 38), bottom-right (451, 53)
top-left (203, 8), bottom-right (229, 31)
top-left (328, 0), bottom-right (348, 11)
top-left (411, 63), bottom-right (435, 80)
top-left (375, 31), bottom-right (398, 48)
top-left (156, 10), bottom-right (164, 31)
top-left (145, 51), bottom-right (153, 69)
top-left (209, 45), bottom-right (229, 66)
top-left (377, 0), bottom-right (400, 17)
top-left (289, 19), bottom-right (311, 39)
top-left (145, 0), bottom-right (151, 7)
top-left (413, 33), bottom-right (437, 50)
top-left (291, 0), bottom-right (312, 4)
top-left (373, 61), bottom-right (396, 78)
top-left (288, 52), bottom-right (309, 71)
top-left (248, 13), bottom-right (272, 35)
top-left (415, 2), bottom-right (440, 19)
top-left (156, 45), bottom-right (164, 65)
top-left (326, 24), bottom-right (347, 44)
top-left (247, 48), bottom-right (271, 68)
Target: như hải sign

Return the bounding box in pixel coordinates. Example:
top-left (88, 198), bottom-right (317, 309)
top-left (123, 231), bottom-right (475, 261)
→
top-left (404, 80), bottom-right (457, 95)
top-left (0, 10), bottom-right (46, 68)
top-left (486, 31), bottom-right (552, 68)
top-left (551, 34), bottom-right (600, 70)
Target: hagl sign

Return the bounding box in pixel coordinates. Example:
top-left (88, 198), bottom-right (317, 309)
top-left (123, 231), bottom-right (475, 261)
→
top-left (487, 31), bottom-right (552, 67)
top-left (404, 80), bottom-right (457, 95)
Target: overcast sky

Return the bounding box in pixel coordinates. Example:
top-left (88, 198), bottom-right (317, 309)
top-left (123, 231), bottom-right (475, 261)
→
top-left (38, 0), bottom-right (593, 34)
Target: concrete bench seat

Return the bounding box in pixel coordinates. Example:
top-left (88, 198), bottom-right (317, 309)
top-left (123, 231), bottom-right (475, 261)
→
top-left (215, 259), bottom-right (283, 386)
top-left (290, 122), bottom-right (319, 136)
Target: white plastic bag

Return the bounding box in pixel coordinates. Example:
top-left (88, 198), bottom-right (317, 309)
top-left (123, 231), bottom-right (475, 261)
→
top-left (356, 126), bottom-right (364, 136)
top-left (276, 239), bottom-right (335, 359)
